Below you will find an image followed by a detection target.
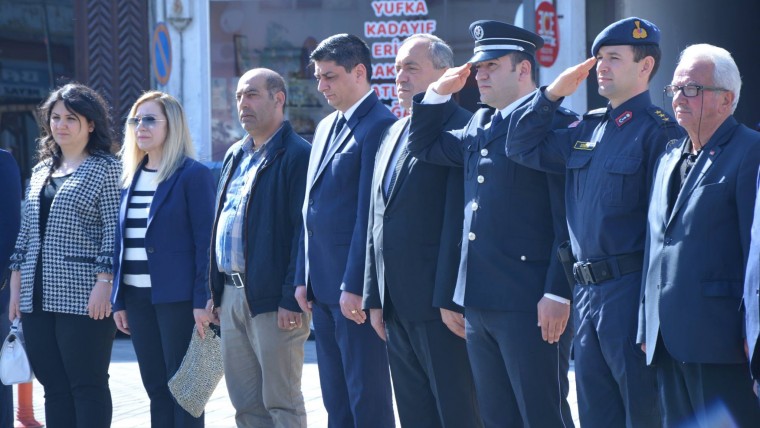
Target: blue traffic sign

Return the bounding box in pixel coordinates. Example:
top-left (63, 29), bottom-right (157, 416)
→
top-left (152, 23), bottom-right (172, 85)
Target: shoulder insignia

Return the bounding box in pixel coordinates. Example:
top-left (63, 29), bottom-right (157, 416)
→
top-left (557, 107), bottom-right (578, 117)
top-left (647, 106), bottom-right (676, 126)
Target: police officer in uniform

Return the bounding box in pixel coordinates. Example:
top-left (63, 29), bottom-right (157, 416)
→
top-left (407, 21), bottom-right (577, 427)
top-left (507, 17), bottom-right (683, 428)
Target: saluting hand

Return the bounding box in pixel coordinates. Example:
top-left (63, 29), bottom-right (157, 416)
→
top-left (545, 57), bottom-right (597, 102)
top-left (430, 63), bottom-right (472, 97)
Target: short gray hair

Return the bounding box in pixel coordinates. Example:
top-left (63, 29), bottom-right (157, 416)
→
top-left (678, 44), bottom-right (741, 113)
top-left (401, 33), bottom-right (454, 69)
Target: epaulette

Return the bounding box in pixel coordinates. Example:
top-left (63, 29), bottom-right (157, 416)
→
top-left (557, 106), bottom-right (578, 118)
top-left (647, 105), bottom-right (677, 127)
top-left (582, 107), bottom-right (607, 120)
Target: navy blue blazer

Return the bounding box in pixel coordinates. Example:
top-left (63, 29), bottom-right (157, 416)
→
top-left (296, 92), bottom-right (397, 304)
top-left (639, 117), bottom-right (760, 366)
top-left (0, 150), bottom-right (21, 310)
top-left (112, 157), bottom-right (215, 311)
top-left (363, 100), bottom-right (470, 322)
top-left (744, 168), bottom-right (760, 379)
top-left (407, 91), bottom-right (573, 311)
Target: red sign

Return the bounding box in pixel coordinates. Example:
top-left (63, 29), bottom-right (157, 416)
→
top-left (535, 1), bottom-right (559, 67)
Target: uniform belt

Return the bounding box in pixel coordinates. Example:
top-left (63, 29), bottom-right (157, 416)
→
top-left (573, 252), bottom-right (644, 285)
top-left (224, 272), bottom-right (245, 288)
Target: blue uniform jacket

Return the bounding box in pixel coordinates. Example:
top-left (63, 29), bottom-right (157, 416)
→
top-left (112, 157), bottom-right (215, 311)
top-left (507, 89), bottom-right (683, 262)
top-left (639, 116), bottom-right (760, 365)
top-left (407, 91), bottom-right (574, 310)
top-left (209, 121), bottom-right (311, 315)
top-left (296, 92), bottom-right (396, 304)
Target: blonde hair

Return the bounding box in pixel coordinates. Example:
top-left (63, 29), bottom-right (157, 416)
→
top-left (120, 91), bottom-right (196, 187)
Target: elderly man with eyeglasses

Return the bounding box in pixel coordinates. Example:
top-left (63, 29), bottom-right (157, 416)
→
top-left (639, 44), bottom-right (760, 427)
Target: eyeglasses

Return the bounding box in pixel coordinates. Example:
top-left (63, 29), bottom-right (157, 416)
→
top-left (126, 116), bottom-right (166, 127)
top-left (664, 84), bottom-right (728, 98)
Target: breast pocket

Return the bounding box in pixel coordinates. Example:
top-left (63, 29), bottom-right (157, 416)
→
top-left (567, 152), bottom-right (592, 201)
top-left (601, 156), bottom-right (642, 207)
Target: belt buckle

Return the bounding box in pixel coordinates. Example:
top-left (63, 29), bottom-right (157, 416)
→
top-left (231, 272), bottom-right (245, 289)
top-left (574, 262), bottom-right (596, 285)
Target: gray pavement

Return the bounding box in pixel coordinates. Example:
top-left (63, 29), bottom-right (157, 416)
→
top-left (19, 337), bottom-right (579, 427)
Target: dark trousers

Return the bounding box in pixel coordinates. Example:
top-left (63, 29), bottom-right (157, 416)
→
top-left (311, 300), bottom-right (394, 428)
top-left (384, 309), bottom-right (482, 428)
top-left (123, 285), bottom-right (203, 428)
top-left (465, 307), bottom-right (574, 428)
top-left (573, 273), bottom-right (661, 428)
top-left (22, 309), bottom-right (116, 428)
top-left (655, 338), bottom-right (760, 428)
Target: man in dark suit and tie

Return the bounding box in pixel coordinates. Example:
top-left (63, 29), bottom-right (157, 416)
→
top-left (639, 43), bottom-right (760, 426)
top-left (407, 21), bottom-right (576, 427)
top-left (294, 33), bottom-right (396, 427)
top-left (362, 33), bottom-right (481, 428)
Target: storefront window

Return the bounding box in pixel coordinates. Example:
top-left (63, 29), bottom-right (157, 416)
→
top-left (0, 0), bottom-right (76, 182)
top-left (209, 0), bottom-right (521, 161)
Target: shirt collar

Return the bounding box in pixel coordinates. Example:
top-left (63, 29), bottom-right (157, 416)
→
top-left (342, 89), bottom-right (374, 121)
top-left (241, 124), bottom-right (284, 155)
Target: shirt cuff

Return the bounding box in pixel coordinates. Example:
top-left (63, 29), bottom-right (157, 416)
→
top-left (544, 293), bottom-right (571, 305)
top-left (421, 88), bottom-right (451, 104)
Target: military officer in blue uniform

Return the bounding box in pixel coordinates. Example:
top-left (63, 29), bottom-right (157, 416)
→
top-left (506, 17), bottom-right (684, 428)
top-left (407, 21), bottom-right (577, 427)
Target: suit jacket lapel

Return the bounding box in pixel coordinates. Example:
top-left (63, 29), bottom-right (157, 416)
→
top-left (383, 120), bottom-right (411, 205)
top-left (147, 159), bottom-right (185, 230)
top-left (668, 139), bottom-right (724, 225)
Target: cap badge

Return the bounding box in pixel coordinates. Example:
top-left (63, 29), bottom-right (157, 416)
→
top-left (473, 25), bottom-right (484, 40)
top-left (632, 20), bottom-right (648, 39)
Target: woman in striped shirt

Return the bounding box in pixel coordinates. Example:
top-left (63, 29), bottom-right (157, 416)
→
top-left (111, 91), bottom-right (215, 427)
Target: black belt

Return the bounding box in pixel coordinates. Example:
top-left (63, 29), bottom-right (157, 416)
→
top-left (573, 252), bottom-right (644, 285)
top-left (224, 272), bottom-right (245, 288)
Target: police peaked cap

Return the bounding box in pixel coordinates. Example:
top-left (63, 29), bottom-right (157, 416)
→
top-left (468, 20), bottom-right (544, 63)
top-left (591, 17), bottom-right (660, 57)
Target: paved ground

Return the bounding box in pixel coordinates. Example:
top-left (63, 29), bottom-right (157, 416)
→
top-left (16, 337), bottom-right (580, 427)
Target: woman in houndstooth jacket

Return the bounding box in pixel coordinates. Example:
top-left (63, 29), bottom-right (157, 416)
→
top-left (8, 83), bottom-right (121, 428)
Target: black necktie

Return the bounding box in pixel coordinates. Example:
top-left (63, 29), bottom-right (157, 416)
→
top-left (331, 114), bottom-right (346, 144)
top-left (319, 114), bottom-right (346, 168)
top-left (487, 111), bottom-right (503, 138)
top-left (386, 145), bottom-right (409, 197)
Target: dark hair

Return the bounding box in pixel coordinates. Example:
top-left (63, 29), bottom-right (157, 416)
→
top-left (264, 71), bottom-right (287, 113)
top-left (632, 44), bottom-right (661, 81)
top-left (310, 34), bottom-right (373, 82)
top-left (509, 51), bottom-right (538, 85)
top-left (36, 83), bottom-right (114, 168)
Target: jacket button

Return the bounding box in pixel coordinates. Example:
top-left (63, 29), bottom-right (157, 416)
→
top-left (471, 202), bottom-right (479, 211)
top-left (480, 148), bottom-right (489, 157)
top-left (468, 232), bottom-right (476, 241)
top-left (520, 255), bottom-right (527, 261)
top-left (147, 247), bottom-right (154, 253)
top-left (477, 175), bottom-right (485, 184)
